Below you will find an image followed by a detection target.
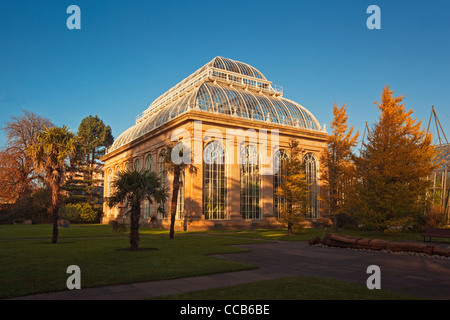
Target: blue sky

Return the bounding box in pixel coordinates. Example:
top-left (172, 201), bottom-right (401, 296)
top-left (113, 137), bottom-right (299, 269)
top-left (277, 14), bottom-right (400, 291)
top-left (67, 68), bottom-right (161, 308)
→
top-left (1, 0), bottom-right (449, 148)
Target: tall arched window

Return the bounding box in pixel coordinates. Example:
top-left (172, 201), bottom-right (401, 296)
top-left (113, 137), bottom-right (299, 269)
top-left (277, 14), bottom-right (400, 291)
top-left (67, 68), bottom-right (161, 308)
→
top-left (145, 154), bottom-right (153, 171)
top-left (303, 153), bottom-right (320, 219)
top-left (203, 141), bottom-right (227, 220)
top-left (143, 154), bottom-right (153, 219)
top-left (176, 170), bottom-right (185, 220)
top-left (158, 149), bottom-right (167, 218)
top-left (240, 145), bottom-right (261, 219)
top-left (114, 166), bottom-right (121, 217)
top-left (273, 149), bottom-right (289, 218)
top-left (134, 158), bottom-right (142, 171)
top-left (107, 169), bottom-right (114, 217)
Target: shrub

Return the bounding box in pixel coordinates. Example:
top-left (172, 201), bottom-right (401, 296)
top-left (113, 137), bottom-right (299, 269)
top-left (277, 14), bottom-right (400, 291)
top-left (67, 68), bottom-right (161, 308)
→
top-left (424, 204), bottom-right (448, 228)
top-left (59, 203), bottom-right (98, 223)
top-left (110, 220), bottom-right (127, 236)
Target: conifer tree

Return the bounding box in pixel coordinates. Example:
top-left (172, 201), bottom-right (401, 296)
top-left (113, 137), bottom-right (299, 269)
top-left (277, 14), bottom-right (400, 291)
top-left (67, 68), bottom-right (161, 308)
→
top-left (64, 115), bottom-right (113, 207)
top-left (320, 103), bottom-right (359, 230)
top-left (354, 86), bottom-right (438, 231)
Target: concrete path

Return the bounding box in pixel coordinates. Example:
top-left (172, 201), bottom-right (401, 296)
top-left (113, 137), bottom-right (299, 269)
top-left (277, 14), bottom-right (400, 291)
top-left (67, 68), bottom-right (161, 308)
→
top-left (11, 241), bottom-right (450, 300)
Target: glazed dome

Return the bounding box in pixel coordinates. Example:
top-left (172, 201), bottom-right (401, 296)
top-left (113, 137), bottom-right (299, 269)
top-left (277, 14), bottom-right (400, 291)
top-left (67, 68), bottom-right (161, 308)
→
top-left (108, 57), bottom-right (324, 154)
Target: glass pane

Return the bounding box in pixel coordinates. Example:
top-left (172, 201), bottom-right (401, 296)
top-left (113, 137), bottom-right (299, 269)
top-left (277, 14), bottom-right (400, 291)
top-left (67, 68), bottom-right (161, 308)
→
top-left (239, 91), bottom-right (265, 121)
top-left (205, 83), bottom-right (232, 115)
top-left (240, 145), bottom-right (261, 219)
top-left (203, 141), bottom-right (227, 220)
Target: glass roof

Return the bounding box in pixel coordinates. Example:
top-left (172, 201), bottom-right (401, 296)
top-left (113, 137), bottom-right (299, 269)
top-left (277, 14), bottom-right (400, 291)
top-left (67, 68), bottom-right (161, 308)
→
top-left (107, 57), bottom-right (323, 154)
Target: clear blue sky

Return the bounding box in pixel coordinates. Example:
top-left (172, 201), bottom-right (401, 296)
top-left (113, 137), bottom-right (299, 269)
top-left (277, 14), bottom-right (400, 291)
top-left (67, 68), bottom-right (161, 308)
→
top-left (1, 0), bottom-right (449, 148)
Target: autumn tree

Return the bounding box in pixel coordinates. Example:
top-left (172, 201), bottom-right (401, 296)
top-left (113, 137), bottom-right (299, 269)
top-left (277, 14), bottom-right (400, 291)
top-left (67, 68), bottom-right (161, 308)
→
top-left (275, 139), bottom-right (310, 234)
top-left (354, 86), bottom-right (439, 231)
top-left (0, 110), bottom-right (52, 202)
top-left (320, 103), bottom-right (359, 230)
top-left (27, 125), bottom-right (76, 243)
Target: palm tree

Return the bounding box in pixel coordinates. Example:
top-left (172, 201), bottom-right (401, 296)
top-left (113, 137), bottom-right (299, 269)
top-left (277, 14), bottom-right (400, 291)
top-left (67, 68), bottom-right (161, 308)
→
top-left (160, 144), bottom-right (197, 239)
top-left (108, 169), bottom-right (166, 251)
top-left (27, 125), bottom-right (76, 243)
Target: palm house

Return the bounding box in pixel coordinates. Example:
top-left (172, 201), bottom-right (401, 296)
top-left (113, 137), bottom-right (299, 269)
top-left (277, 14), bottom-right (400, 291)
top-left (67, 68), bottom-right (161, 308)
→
top-left (101, 57), bottom-right (327, 230)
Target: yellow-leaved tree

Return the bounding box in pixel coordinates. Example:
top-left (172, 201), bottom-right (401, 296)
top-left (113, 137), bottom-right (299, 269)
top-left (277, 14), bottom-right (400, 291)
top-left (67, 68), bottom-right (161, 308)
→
top-left (275, 139), bottom-right (310, 234)
top-left (354, 86), bottom-right (439, 231)
top-left (320, 103), bottom-right (359, 230)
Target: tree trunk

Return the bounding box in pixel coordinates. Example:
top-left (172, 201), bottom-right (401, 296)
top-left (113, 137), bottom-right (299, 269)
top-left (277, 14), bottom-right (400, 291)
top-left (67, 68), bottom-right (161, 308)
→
top-left (169, 166), bottom-right (181, 240)
top-left (287, 222), bottom-right (293, 235)
top-left (130, 202), bottom-right (141, 251)
top-left (51, 182), bottom-right (60, 244)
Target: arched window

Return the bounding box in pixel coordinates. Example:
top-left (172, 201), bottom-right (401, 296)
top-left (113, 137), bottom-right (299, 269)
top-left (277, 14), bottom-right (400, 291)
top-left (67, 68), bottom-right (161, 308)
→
top-left (203, 141), bottom-right (227, 220)
top-left (240, 145), bottom-right (261, 219)
top-left (176, 170), bottom-right (185, 220)
top-left (303, 153), bottom-right (320, 219)
top-left (107, 169), bottom-right (113, 217)
top-left (273, 149), bottom-right (289, 218)
top-left (134, 158), bottom-right (142, 171)
top-left (114, 165), bottom-right (121, 217)
top-left (145, 154), bottom-right (153, 171)
top-left (143, 154), bottom-right (153, 219)
top-left (125, 161), bottom-right (133, 172)
top-left (174, 143), bottom-right (187, 220)
top-left (158, 149), bottom-right (167, 218)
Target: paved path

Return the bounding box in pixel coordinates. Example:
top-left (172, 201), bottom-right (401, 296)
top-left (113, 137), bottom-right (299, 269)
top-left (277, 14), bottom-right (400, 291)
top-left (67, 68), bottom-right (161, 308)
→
top-left (11, 241), bottom-right (450, 300)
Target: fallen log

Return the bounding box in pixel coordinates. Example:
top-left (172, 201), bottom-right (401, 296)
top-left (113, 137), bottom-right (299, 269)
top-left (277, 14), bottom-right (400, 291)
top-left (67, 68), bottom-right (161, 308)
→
top-left (385, 242), bottom-right (428, 253)
top-left (367, 239), bottom-right (388, 251)
top-left (308, 236), bottom-right (321, 246)
top-left (432, 247), bottom-right (450, 257)
top-left (311, 234), bottom-right (450, 258)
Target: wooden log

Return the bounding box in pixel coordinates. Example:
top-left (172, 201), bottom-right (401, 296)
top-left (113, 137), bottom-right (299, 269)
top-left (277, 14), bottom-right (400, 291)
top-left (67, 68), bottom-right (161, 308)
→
top-left (328, 234), bottom-right (360, 248)
top-left (308, 236), bottom-right (321, 246)
top-left (321, 234), bottom-right (332, 246)
top-left (432, 247), bottom-right (450, 257)
top-left (367, 239), bottom-right (388, 251)
top-left (385, 242), bottom-right (428, 253)
top-left (355, 238), bottom-right (372, 249)
top-left (422, 245), bottom-right (435, 255)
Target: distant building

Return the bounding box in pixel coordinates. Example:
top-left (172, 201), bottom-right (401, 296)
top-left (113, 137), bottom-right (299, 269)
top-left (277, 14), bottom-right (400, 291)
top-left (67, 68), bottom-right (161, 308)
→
top-left (101, 57), bottom-right (327, 230)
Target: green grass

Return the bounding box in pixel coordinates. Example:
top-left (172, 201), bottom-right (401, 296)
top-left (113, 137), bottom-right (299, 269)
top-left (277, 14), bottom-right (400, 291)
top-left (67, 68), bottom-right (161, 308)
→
top-left (0, 224), bottom-right (446, 299)
top-left (202, 227), bottom-right (440, 243)
top-left (0, 224), bottom-right (115, 240)
top-left (0, 230), bottom-right (260, 299)
top-left (153, 276), bottom-right (417, 300)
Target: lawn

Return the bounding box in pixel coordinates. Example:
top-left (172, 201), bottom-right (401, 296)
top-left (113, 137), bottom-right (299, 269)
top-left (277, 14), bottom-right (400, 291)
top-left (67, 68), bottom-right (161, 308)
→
top-left (0, 226), bottom-right (259, 299)
top-left (153, 276), bottom-right (416, 300)
top-left (0, 223), bottom-right (444, 299)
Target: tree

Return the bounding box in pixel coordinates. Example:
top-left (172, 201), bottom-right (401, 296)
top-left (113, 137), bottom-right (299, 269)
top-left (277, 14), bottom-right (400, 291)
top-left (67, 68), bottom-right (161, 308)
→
top-left (275, 139), bottom-right (310, 234)
top-left (320, 103), bottom-right (359, 230)
top-left (108, 169), bottom-right (167, 251)
top-left (75, 115), bottom-right (113, 179)
top-left (27, 125), bottom-right (76, 243)
top-left (159, 143), bottom-right (197, 240)
top-left (354, 86), bottom-right (439, 231)
top-left (64, 115), bottom-right (113, 206)
top-left (0, 110), bottom-right (52, 202)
